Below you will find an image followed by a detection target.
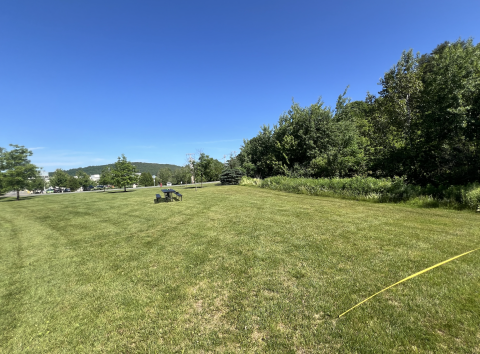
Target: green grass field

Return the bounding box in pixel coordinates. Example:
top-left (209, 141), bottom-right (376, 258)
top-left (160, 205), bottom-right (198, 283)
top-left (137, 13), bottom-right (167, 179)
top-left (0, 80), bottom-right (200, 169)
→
top-left (1, 184), bottom-right (479, 353)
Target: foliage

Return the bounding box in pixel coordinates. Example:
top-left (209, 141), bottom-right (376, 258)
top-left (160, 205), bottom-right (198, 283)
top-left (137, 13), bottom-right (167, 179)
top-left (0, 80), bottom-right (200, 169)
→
top-left (3, 164), bottom-right (39, 198)
top-left (463, 187), bottom-right (480, 209)
top-left (0, 177), bottom-right (6, 195)
top-left (238, 89), bottom-right (365, 179)
top-left (172, 165), bottom-right (193, 185)
top-left (66, 175), bottom-right (80, 191)
top-left (98, 167), bottom-right (113, 190)
top-left (195, 153), bottom-right (224, 186)
top-left (220, 168), bottom-right (244, 185)
top-left (28, 175), bottom-right (46, 191)
top-left (239, 176), bottom-right (261, 186)
top-left (111, 154), bottom-right (138, 192)
top-left (139, 172), bottom-right (154, 187)
top-left (49, 169), bottom-right (70, 188)
top-left (156, 167), bottom-right (172, 185)
top-left (257, 176), bottom-right (480, 209)
top-left (0, 144), bottom-right (40, 199)
top-left (238, 38), bottom-right (480, 188)
top-left (225, 153), bottom-right (241, 169)
top-left (75, 169), bottom-right (94, 189)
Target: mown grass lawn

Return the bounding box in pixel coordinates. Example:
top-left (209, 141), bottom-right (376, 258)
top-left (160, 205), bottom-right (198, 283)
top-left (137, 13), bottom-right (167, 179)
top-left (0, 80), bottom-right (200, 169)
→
top-left (1, 184), bottom-right (479, 353)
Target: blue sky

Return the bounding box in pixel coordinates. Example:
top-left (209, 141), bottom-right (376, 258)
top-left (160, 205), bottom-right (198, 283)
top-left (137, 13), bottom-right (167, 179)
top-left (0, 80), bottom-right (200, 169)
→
top-left (1, 0), bottom-right (479, 172)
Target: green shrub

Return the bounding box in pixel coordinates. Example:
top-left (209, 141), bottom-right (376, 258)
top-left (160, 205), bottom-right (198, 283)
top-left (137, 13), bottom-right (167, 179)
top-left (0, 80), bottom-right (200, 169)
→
top-left (220, 169), bottom-right (244, 185)
top-left (463, 187), bottom-right (480, 210)
top-left (239, 176), bottom-right (261, 186)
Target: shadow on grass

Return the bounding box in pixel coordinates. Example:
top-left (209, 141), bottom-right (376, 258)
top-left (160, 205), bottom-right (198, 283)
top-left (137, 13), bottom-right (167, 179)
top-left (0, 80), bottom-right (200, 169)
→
top-left (153, 199), bottom-right (181, 204)
top-left (0, 196), bottom-right (36, 202)
top-left (105, 190), bottom-right (137, 194)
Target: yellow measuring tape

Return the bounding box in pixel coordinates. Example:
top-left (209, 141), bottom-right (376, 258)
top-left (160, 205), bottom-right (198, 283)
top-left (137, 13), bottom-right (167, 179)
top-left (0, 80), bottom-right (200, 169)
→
top-left (338, 248), bottom-right (479, 318)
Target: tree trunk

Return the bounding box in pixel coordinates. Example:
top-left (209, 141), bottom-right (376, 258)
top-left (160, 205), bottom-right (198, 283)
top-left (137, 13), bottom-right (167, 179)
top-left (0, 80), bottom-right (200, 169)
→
top-left (17, 190), bottom-right (20, 200)
top-left (124, 186), bottom-right (127, 192)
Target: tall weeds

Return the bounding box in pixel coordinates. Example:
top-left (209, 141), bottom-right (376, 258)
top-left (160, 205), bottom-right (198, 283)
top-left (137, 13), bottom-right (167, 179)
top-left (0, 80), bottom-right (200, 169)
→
top-left (241, 176), bottom-right (480, 210)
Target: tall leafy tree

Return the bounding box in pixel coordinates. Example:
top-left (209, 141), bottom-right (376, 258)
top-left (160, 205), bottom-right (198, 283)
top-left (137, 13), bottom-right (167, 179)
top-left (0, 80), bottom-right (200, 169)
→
top-left (196, 153), bottom-right (215, 187)
top-left (156, 167), bottom-right (172, 185)
top-left (239, 89), bottom-right (365, 178)
top-left (146, 172), bottom-right (154, 186)
top-left (0, 144), bottom-right (40, 199)
top-left (139, 172), bottom-right (154, 187)
top-left (66, 175), bottom-right (80, 191)
top-left (172, 165), bottom-right (192, 185)
top-left (29, 175), bottom-right (46, 192)
top-left (111, 155), bottom-right (138, 192)
top-left (98, 167), bottom-right (113, 191)
top-left (366, 50), bottom-right (423, 180)
top-left (76, 169), bottom-right (94, 190)
top-left (415, 39), bottom-right (480, 184)
top-left (237, 125), bottom-right (278, 178)
top-left (49, 169), bottom-right (70, 189)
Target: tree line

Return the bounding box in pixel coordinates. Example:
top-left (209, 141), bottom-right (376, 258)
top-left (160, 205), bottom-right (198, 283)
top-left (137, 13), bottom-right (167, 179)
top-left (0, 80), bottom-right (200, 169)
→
top-left (1, 147), bottom-right (226, 199)
top-left (51, 153), bottom-right (224, 190)
top-left (237, 39), bottom-right (480, 187)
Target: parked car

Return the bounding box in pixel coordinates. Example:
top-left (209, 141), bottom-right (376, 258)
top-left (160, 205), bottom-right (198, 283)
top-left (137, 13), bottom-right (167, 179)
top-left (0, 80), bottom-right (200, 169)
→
top-left (167, 182), bottom-right (172, 186)
top-left (46, 188), bottom-right (54, 194)
top-left (94, 185), bottom-right (104, 190)
top-left (64, 188), bottom-right (71, 192)
top-left (54, 188), bottom-right (62, 193)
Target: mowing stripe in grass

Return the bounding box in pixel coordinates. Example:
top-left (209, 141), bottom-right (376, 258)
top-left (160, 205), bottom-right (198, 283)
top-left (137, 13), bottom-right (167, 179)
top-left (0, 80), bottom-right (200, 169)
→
top-left (338, 247), bottom-right (479, 318)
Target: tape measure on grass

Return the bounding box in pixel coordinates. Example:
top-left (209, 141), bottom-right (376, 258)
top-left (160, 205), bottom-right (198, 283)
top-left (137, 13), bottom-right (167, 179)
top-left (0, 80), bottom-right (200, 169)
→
top-left (338, 248), bottom-right (479, 318)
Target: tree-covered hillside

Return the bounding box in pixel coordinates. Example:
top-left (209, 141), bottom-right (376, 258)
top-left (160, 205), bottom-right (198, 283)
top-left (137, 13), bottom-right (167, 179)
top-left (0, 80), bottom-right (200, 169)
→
top-left (49, 162), bottom-right (180, 176)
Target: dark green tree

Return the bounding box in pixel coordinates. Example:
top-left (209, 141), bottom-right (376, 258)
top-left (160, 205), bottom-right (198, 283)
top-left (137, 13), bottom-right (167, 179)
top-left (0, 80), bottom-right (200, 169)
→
top-left (139, 172), bottom-right (154, 187)
top-left (220, 168), bottom-right (244, 185)
top-left (111, 155), bottom-right (138, 192)
top-left (415, 39), bottom-right (480, 184)
top-left (66, 175), bottom-right (80, 191)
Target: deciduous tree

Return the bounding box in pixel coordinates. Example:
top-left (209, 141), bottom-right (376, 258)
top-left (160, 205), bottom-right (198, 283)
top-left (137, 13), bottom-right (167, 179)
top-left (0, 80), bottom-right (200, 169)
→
top-left (139, 172), bottom-right (154, 187)
top-left (98, 167), bottom-right (113, 191)
top-left (156, 167), bottom-right (172, 185)
top-left (0, 144), bottom-right (40, 199)
top-left (111, 155), bottom-right (138, 192)
top-left (49, 169), bottom-right (70, 189)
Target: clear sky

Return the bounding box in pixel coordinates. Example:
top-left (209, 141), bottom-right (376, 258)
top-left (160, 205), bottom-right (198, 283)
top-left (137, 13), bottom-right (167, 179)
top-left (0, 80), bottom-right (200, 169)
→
top-left (1, 0), bottom-right (479, 172)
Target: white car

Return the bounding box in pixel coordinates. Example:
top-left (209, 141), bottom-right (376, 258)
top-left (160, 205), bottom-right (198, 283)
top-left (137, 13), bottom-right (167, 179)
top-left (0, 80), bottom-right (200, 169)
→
top-left (166, 182), bottom-right (172, 186)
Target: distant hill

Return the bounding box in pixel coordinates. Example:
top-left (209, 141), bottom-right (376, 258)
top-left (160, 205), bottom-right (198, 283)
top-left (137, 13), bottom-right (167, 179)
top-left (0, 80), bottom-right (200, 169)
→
top-left (49, 162), bottom-right (181, 176)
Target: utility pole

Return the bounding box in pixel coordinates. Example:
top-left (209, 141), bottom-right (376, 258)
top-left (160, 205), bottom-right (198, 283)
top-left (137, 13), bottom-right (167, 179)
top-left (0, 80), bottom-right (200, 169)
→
top-left (186, 153), bottom-right (196, 191)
